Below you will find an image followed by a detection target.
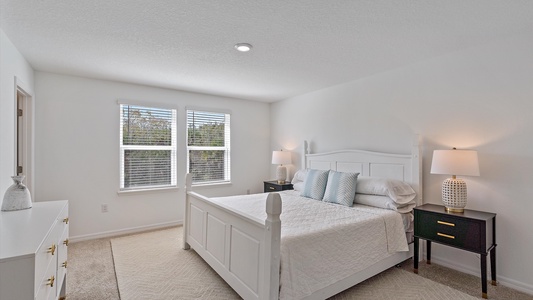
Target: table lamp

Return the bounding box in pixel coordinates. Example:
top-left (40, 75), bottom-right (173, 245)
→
top-left (430, 148), bottom-right (480, 213)
top-left (272, 150), bottom-right (291, 184)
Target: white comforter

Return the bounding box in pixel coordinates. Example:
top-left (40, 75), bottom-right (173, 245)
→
top-left (211, 190), bottom-right (408, 300)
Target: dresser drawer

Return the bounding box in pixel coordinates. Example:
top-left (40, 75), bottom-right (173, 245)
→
top-left (56, 224), bottom-right (69, 297)
top-left (415, 211), bottom-right (492, 253)
top-left (56, 205), bottom-right (69, 233)
top-left (35, 257), bottom-right (56, 300)
top-left (35, 219), bottom-right (61, 294)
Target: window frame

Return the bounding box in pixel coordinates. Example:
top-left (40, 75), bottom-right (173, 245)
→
top-left (118, 101), bottom-right (178, 192)
top-left (186, 108), bottom-right (231, 186)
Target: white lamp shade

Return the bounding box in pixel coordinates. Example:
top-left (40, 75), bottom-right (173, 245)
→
top-left (272, 150), bottom-right (291, 165)
top-left (430, 149), bottom-right (480, 176)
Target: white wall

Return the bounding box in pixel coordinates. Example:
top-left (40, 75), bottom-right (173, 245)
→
top-left (34, 72), bottom-right (270, 240)
top-left (0, 29), bottom-right (34, 206)
top-left (271, 34), bottom-right (533, 293)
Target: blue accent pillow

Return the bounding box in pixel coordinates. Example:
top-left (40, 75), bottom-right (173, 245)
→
top-left (322, 171), bottom-right (359, 206)
top-left (300, 169), bottom-right (329, 200)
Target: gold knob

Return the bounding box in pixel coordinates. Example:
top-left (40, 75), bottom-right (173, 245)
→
top-left (62, 261), bottom-right (68, 268)
top-left (47, 275), bottom-right (55, 287)
top-left (63, 217), bottom-right (69, 224)
top-left (63, 239), bottom-right (69, 246)
top-left (269, 186), bottom-right (275, 190)
top-left (48, 244), bottom-right (56, 255)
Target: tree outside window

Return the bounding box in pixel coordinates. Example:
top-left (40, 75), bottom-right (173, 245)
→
top-left (187, 110), bottom-right (231, 184)
top-left (119, 104), bottom-right (177, 190)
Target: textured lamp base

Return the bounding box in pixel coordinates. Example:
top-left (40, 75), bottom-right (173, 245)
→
top-left (276, 165), bottom-right (287, 184)
top-left (442, 177), bottom-right (467, 213)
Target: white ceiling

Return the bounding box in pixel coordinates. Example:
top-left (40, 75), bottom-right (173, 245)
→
top-left (1, 1), bottom-right (532, 102)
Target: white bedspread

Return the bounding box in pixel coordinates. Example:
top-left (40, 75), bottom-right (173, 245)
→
top-left (212, 190), bottom-right (408, 300)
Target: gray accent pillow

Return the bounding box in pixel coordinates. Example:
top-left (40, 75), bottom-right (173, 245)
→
top-left (323, 170), bottom-right (359, 206)
top-left (300, 169), bottom-right (329, 200)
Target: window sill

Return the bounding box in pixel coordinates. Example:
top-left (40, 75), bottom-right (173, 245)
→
top-left (191, 182), bottom-right (232, 189)
top-left (117, 186), bottom-right (179, 196)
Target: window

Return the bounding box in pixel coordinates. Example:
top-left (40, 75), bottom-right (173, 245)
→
top-left (187, 109), bottom-right (231, 184)
top-left (119, 104), bottom-right (177, 191)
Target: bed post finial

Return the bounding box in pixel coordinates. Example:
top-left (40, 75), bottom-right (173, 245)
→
top-left (266, 193), bottom-right (282, 218)
top-left (185, 173), bottom-right (192, 191)
top-left (303, 140), bottom-right (310, 169)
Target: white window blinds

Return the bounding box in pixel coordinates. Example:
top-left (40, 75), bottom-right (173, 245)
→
top-left (187, 110), bottom-right (231, 184)
top-left (119, 104), bottom-right (177, 190)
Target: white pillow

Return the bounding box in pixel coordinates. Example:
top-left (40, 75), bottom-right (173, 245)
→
top-left (322, 171), bottom-right (359, 206)
top-left (354, 194), bottom-right (416, 213)
top-left (300, 169), bottom-right (329, 200)
top-left (291, 169), bottom-right (308, 184)
top-left (356, 177), bottom-right (416, 204)
top-left (293, 182), bottom-right (305, 192)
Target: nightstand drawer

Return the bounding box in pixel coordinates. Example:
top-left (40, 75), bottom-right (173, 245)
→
top-left (416, 212), bottom-right (482, 252)
top-left (264, 181), bottom-right (293, 193)
top-left (265, 183), bottom-right (282, 192)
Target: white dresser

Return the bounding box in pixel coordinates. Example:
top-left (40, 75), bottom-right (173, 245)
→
top-left (0, 200), bottom-right (69, 300)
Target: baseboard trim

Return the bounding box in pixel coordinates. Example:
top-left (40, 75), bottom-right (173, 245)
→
top-left (69, 220), bottom-right (183, 243)
top-left (427, 254), bottom-right (533, 296)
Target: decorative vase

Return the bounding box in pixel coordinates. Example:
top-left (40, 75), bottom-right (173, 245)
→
top-left (1, 176), bottom-right (32, 211)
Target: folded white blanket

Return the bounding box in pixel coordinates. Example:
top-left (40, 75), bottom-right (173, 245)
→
top-left (355, 194), bottom-right (416, 213)
top-left (356, 176), bottom-right (416, 204)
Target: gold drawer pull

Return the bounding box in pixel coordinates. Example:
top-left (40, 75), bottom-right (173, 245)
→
top-left (437, 232), bottom-right (455, 239)
top-left (62, 261), bottom-right (68, 268)
top-left (48, 244), bottom-right (56, 255)
top-left (437, 220), bottom-right (455, 227)
top-left (63, 239), bottom-right (69, 246)
top-left (63, 217), bottom-right (69, 224)
top-left (269, 186), bottom-right (275, 190)
top-left (47, 275), bottom-right (55, 287)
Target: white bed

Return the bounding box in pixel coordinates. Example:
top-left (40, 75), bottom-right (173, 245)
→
top-left (183, 138), bottom-right (422, 300)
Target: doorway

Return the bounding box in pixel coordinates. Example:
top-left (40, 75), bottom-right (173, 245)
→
top-left (15, 78), bottom-right (33, 194)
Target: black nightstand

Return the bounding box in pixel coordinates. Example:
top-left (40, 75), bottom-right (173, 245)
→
top-left (413, 204), bottom-right (497, 299)
top-left (263, 181), bottom-right (293, 193)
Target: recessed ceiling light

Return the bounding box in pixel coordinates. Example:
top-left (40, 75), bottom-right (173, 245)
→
top-left (234, 43), bottom-right (252, 52)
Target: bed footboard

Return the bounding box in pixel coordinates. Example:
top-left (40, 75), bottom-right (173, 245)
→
top-left (183, 174), bottom-right (281, 300)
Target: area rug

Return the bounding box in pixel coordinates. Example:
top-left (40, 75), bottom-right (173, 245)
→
top-left (111, 226), bottom-right (477, 300)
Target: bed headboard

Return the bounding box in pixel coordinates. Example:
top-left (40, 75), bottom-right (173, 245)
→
top-left (303, 135), bottom-right (422, 205)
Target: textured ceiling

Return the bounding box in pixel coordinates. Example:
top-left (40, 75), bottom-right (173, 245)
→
top-left (1, 1), bottom-right (532, 102)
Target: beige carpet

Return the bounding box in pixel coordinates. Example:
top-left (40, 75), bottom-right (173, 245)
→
top-left (111, 227), bottom-right (239, 299)
top-left (68, 237), bottom-right (121, 299)
top-left (111, 226), bottom-right (480, 300)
